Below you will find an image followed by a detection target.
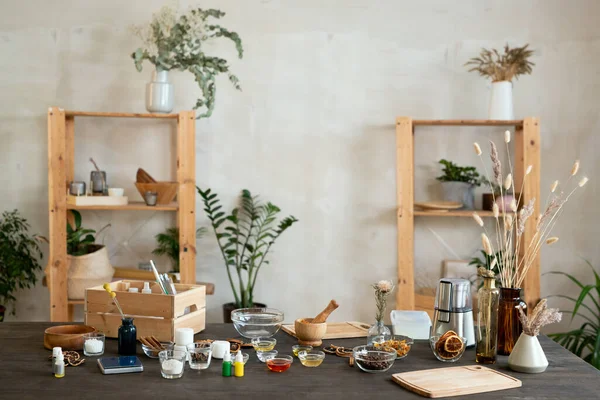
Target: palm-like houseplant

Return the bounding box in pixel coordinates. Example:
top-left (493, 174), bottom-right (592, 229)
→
top-left (198, 188), bottom-right (298, 319)
top-left (547, 261), bottom-right (600, 369)
top-left (152, 227), bottom-right (207, 273)
top-left (0, 210), bottom-right (44, 319)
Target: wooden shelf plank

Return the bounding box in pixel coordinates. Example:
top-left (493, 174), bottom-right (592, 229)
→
top-left (414, 209), bottom-right (498, 217)
top-left (65, 111), bottom-right (178, 119)
top-left (67, 201), bottom-right (178, 211)
top-left (412, 119), bottom-right (523, 127)
top-left (68, 299), bottom-right (85, 305)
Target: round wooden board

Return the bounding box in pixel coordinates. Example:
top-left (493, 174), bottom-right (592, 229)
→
top-left (414, 201), bottom-right (463, 211)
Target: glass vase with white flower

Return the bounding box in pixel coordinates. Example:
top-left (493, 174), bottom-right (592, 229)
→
top-left (367, 280), bottom-right (395, 345)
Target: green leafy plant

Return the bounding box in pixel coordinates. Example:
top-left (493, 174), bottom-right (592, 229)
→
top-left (481, 177), bottom-right (502, 195)
top-left (465, 44), bottom-right (534, 82)
top-left (547, 261), bottom-right (600, 369)
top-left (0, 210), bottom-right (44, 316)
top-left (152, 227), bottom-right (207, 273)
top-left (198, 187), bottom-right (298, 308)
top-left (66, 210), bottom-right (109, 256)
top-left (436, 159), bottom-right (481, 186)
top-left (131, 6), bottom-right (243, 119)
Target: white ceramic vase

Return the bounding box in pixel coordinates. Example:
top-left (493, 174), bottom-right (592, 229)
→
top-left (508, 333), bottom-right (548, 373)
top-left (488, 80), bottom-right (514, 120)
top-left (146, 69), bottom-right (174, 113)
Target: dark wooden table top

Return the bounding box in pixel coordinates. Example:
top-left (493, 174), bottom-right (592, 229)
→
top-left (1, 322), bottom-right (598, 399)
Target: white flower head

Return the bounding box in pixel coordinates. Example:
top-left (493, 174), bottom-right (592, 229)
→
top-left (504, 130), bottom-right (511, 143)
top-left (376, 280), bottom-right (394, 293)
top-left (473, 142), bottom-right (482, 156)
top-left (579, 177), bottom-right (589, 187)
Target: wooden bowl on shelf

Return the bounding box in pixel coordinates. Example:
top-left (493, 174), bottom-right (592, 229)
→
top-left (44, 325), bottom-right (97, 350)
top-left (135, 182), bottom-right (178, 205)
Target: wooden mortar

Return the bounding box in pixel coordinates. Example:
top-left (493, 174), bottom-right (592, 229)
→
top-left (295, 299), bottom-right (339, 346)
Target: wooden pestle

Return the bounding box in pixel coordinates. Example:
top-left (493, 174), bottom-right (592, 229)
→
top-left (311, 299), bottom-right (339, 324)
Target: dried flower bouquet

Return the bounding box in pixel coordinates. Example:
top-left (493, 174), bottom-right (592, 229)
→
top-left (465, 44), bottom-right (534, 82)
top-left (518, 299), bottom-right (562, 337)
top-left (471, 132), bottom-right (588, 289)
top-left (372, 280), bottom-right (394, 322)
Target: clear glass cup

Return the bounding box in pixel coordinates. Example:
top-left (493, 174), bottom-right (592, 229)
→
top-left (292, 345), bottom-right (312, 357)
top-left (83, 332), bottom-right (105, 356)
top-left (159, 350), bottom-right (186, 379)
top-left (257, 349), bottom-right (278, 362)
top-left (187, 343), bottom-right (212, 370)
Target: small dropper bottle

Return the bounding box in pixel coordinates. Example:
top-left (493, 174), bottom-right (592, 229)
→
top-left (141, 282), bottom-right (152, 294)
top-left (234, 351), bottom-right (244, 377)
top-left (54, 351), bottom-right (65, 378)
top-left (222, 352), bottom-right (232, 377)
top-left (52, 347), bottom-right (62, 375)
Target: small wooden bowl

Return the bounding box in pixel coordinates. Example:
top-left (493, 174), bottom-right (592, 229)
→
top-left (135, 182), bottom-right (178, 205)
top-left (44, 325), bottom-right (97, 350)
top-left (295, 318), bottom-right (327, 346)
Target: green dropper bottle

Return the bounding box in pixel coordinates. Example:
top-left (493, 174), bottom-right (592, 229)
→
top-left (222, 351), bottom-right (232, 377)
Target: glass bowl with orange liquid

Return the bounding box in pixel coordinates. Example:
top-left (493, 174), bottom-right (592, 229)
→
top-left (266, 355), bottom-right (293, 372)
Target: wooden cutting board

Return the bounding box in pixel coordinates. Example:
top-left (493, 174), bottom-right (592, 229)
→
top-left (282, 321), bottom-right (370, 339)
top-left (392, 366), bottom-right (521, 398)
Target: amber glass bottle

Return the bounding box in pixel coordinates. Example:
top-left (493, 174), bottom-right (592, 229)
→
top-left (497, 288), bottom-right (526, 356)
top-left (476, 277), bottom-right (500, 364)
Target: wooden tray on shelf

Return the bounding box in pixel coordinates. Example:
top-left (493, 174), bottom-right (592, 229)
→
top-left (282, 321), bottom-right (370, 339)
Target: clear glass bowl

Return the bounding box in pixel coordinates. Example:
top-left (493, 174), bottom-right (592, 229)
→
top-left (374, 335), bottom-right (414, 360)
top-left (430, 334), bottom-right (467, 362)
top-left (231, 351), bottom-right (249, 365)
top-left (298, 350), bottom-right (325, 367)
top-left (352, 345), bottom-right (397, 373)
top-left (159, 350), bottom-right (186, 379)
top-left (266, 355), bottom-right (293, 372)
top-left (141, 341), bottom-right (174, 358)
top-left (231, 308), bottom-right (284, 339)
top-left (257, 350), bottom-right (278, 362)
top-left (292, 345), bottom-right (313, 357)
top-left (251, 337), bottom-right (277, 352)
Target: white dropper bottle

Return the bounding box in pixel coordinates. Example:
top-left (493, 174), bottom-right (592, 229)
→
top-left (141, 282), bottom-right (152, 294)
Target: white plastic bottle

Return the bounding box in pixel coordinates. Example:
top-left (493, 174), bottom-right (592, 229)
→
top-left (141, 282), bottom-right (152, 294)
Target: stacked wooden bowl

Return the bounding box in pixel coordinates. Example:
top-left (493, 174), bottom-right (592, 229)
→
top-left (135, 168), bottom-right (178, 205)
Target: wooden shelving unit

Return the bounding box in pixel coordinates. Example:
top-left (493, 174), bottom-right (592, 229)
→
top-left (395, 117), bottom-right (541, 314)
top-left (46, 108), bottom-right (198, 322)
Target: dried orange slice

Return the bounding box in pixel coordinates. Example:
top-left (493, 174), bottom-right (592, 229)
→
top-left (444, 335), bottom-right (464, 353)
top-left (439, 330), bottom-right (458, 342)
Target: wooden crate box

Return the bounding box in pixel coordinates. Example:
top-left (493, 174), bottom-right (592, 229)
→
top-left (85, 280), bottom-right (206, 342)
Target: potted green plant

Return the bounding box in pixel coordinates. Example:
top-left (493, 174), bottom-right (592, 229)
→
top-left (436, 159), bottom-right (481, 209)
top-left (198, 187), bottom-right (298, 322)
top-left (0, 210), bottom-right (44, 320)
top-left (152, 226), bottom-right (207, 280)
top-left (465, 44), bottom-right (534, 120)
top-left (131, 6), bottom-right (243, 118)
top-left (66, 210), bottom-right (113, 300)
top-left (547, 261), bottom-right (600, 369)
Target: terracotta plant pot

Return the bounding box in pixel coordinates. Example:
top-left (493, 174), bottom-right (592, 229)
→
top-left (67, 244), bottom-right (114, 300)
top-left (222, 302), bottom-right (267, 323)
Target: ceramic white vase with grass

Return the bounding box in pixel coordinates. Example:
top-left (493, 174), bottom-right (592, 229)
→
top-left (489, 81), bottom-right (514, 120)
top-left (508, 333), bottom-right (548, 373)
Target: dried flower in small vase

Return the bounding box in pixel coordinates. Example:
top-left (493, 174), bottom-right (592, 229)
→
top-left (517, 299), bottom-right (562, 337)
top-left (367, 280), bottom-right (395, 345)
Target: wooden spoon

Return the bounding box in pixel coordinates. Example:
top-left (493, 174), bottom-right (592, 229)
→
top-left (312, 299), bottom-right (339, 324)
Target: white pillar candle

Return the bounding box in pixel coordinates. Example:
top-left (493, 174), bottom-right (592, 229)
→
top-left (175, 328), bottom-right (194, 346)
